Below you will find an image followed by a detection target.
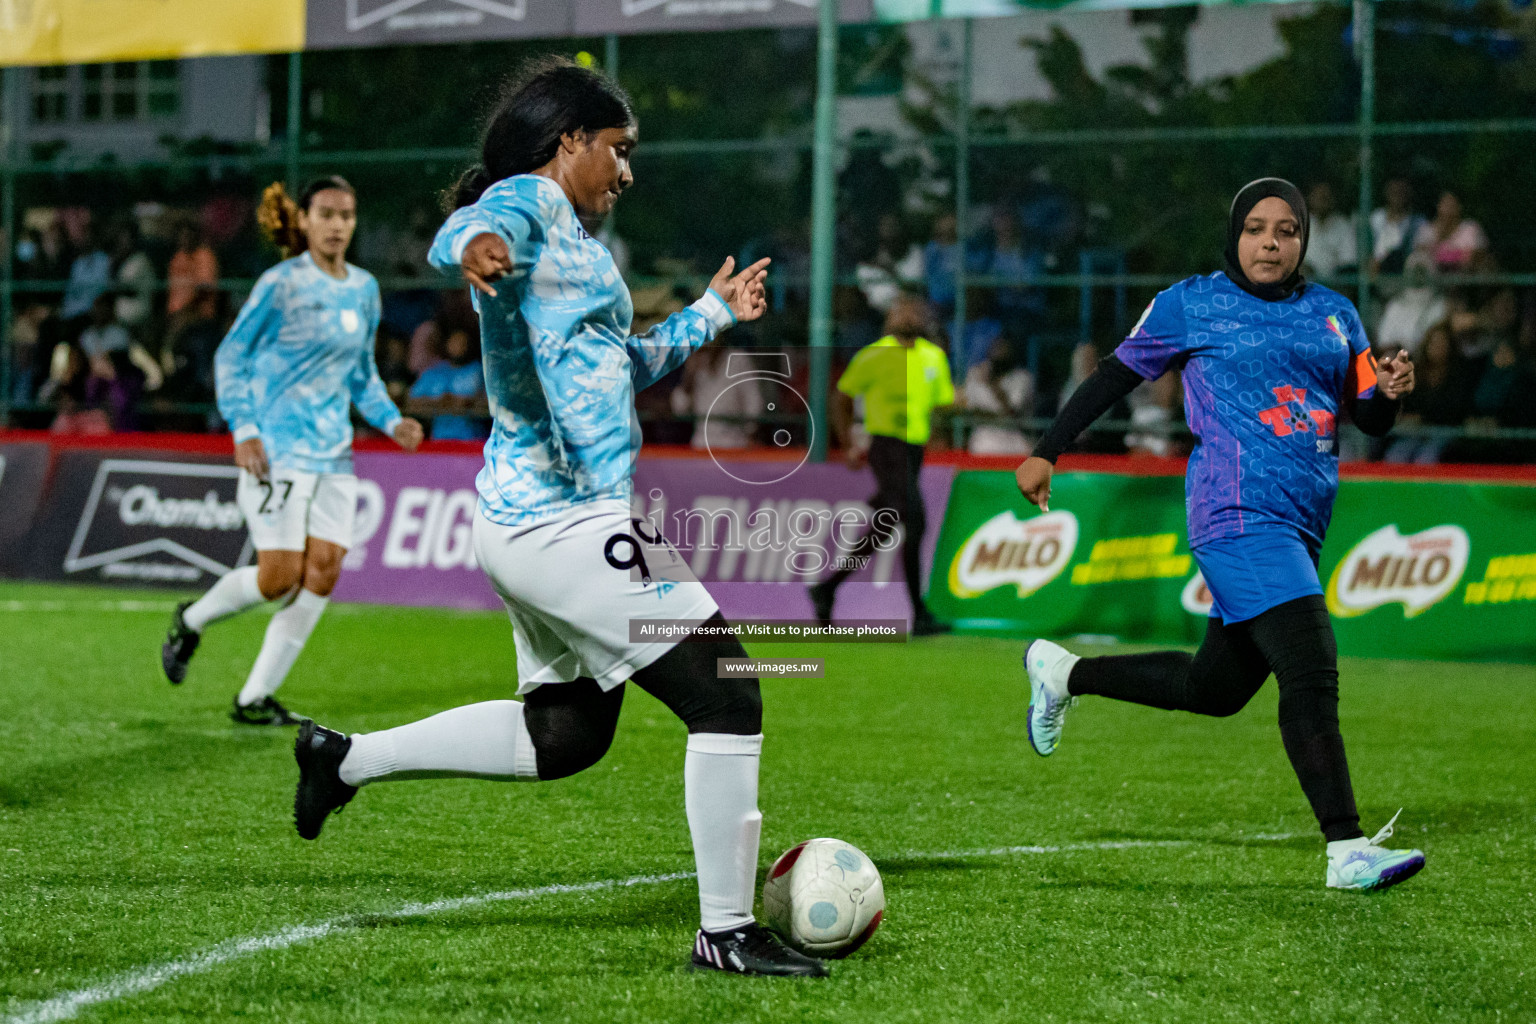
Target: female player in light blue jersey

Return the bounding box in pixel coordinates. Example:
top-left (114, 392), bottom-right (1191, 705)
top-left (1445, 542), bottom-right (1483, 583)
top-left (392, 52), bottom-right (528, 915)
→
top-left (162, 177), bottom-right (424, 724)
top-left (289, 58), bottom-right (827, 978)
top-left (1014, 179), bottom-right (1425, 892)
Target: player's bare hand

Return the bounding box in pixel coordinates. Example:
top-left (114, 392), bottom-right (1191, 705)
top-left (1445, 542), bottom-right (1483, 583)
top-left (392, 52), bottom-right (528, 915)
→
top-left (462, 232), bottom-right (512, 298)
top-left (394, 417), bottom-right (425, 452)
top-left (708, 256), bottom-right (771, 324)
top-left (1377, 350), bottom-right (1415, 399)
top-left (842, 443), bottom-right (868, 471)
top-left (1015, 456), bottom-right (1054, 512)
top-left (234, 438), bottom-right (269, 482)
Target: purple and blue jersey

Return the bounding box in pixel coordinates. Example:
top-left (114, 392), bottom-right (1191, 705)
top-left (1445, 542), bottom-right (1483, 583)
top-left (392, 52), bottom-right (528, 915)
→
top-left (1115, 272), bottom-right (1379, 552)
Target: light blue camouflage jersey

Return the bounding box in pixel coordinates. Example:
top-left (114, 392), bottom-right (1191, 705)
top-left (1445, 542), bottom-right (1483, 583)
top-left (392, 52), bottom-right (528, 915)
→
top-left (429, 174), bottom-right (735, 526)
top-left (215, 251), bottom-right (402, 474)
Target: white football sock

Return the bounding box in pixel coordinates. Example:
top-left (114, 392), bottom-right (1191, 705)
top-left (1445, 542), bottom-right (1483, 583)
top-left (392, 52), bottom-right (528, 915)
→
top-left (338, 700), bottom-right (539, 786)
top-left (183, 566), bottom-right (265, 633)
top-left (236, 588), bottom-right (327, 707)
top-left (685, 732), bottom-right (764, 933)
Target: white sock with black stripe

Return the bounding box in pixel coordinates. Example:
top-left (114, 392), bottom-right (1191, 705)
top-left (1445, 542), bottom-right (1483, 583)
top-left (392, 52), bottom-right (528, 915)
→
top-left (685, 732), bottom-right (763, 934)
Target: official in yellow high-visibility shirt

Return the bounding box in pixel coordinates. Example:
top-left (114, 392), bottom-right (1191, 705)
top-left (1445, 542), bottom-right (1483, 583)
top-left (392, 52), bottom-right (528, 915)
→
top-left (811, 295), bottom-right (955, 635)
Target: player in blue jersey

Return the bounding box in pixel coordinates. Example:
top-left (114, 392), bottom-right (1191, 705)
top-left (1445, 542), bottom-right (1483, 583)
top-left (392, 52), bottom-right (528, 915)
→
top-left (161, 177), bottom-right (424, 724)
top-left (287, 58), bottom-right (827, 978)
top-left (1013, 179), bottom-right (1426, 892)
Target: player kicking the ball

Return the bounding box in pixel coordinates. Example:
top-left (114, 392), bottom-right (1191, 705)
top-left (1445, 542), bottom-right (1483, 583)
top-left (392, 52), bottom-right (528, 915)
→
top-left (1015, 178), bottom-right (1425, 893)
top-left (289, 58), bottom-right (826, 978)
top-left (161, 178), bottom-right (423, 724)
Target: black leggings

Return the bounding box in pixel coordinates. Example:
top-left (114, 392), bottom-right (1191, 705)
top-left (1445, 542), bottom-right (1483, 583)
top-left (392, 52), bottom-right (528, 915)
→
top-left (824, 434), bottom-right (927, 612)
top-left (522, 611), bottom-right (762, 781)
top-left (1068, 595), bottom-right (1363, 842)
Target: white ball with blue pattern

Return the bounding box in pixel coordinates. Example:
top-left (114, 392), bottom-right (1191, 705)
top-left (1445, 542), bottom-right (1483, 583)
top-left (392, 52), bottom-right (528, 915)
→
top-left (762, 837), bottom-right (884, 958)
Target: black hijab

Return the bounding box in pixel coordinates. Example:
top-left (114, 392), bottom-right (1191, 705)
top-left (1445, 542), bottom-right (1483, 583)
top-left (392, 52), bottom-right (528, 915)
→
top-left (1223, 177), bottom-right (1310, 302)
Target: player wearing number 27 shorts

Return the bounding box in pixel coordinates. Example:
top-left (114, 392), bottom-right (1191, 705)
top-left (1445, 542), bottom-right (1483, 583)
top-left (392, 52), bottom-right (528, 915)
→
top-left (161, 178), bottom-right (419, 726)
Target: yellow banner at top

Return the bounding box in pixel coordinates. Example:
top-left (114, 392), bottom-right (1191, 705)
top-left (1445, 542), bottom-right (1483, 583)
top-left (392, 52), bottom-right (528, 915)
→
top-left (0, 0), bottom-right (305, 66)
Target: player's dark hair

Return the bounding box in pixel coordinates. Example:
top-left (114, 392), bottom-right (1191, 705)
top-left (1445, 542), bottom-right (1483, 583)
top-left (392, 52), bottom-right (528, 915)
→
top-left (257, 176), bottom-right (356, 258)
top-left (444, 56), bottom-right (634, 212)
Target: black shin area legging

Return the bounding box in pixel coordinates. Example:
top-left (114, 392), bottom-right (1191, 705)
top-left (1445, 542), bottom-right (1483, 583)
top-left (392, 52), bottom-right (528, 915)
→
top-left (1068, 594), bottom-right (1362, 842)
top-left (521, 611), bottom-right (763, 781)
top-left (824, 435), bottom-right (927, 612)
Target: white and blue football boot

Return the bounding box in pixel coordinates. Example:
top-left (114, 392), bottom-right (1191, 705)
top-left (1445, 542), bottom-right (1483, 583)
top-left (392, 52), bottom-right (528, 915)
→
top-left (1024, 640), bottom-right (1080, 757)
top-left (1326, 810), bottom-right (1426, 892)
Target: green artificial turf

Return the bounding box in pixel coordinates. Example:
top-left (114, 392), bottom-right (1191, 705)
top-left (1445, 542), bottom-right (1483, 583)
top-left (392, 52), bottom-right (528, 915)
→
top-left (1, 580), bottom-right (1532, 1023)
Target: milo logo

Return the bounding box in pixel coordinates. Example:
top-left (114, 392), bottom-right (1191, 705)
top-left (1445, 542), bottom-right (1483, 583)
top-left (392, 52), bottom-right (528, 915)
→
top-left (948, 510), bottom-right (1078, 600)
top-left (1326, 524), bottom-right (1469, 618)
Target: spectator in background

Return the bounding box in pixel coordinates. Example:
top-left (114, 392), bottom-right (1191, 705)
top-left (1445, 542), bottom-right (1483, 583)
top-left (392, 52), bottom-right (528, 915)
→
top-left (959, 286), bottom-right (1005, 372)
top-left (110, 220), bottom-right (156, 342)
top-left (963, 335), bottom-right (1034, 455)
top-left (838, 132), bottom-right (904, 230)
top-left (1446, 251), bottom-right (1517, 361)
top-left (378, 331), bottom-right (416, 406)
top-left (78, 293), bottom-right (156, 429)
top-left (42, 342), bottom-right (110, 436)
top-left (409, 290), bottom-right (476, 377)
top-left (407, 327), bottom-right (489, 441)
top-left (670, 344), bottom-right (763, 451)
top-left (60, 223), bottom-right (112, 327)
top-left (832, 285), bottom-right (881, 356)
top-left (975, 208), bottom-right (1046, 333)
top-left (1467, 336), bottom-right (1536, 432)
top-left (1414, 191), bottom-right (1487, 272)
top-left (1385, 323), bottom-right (1471, 465)
top-left (854, 213), bottom-right (923, 314)
top-left (8, 301), bottom-right (58, 404)
top-left (924, 213), bottom-right (961, 320)
top-left (14, 221), bottom-right (71, 284)
top-left (1302, 183), bottom-right (1356, 281)
top-left (165, 219), bottom-right (219, 345)
top-left (1375, 252), bottom-right (1445, 358)
top-left (1370, 177), bottom-right (1424, 284)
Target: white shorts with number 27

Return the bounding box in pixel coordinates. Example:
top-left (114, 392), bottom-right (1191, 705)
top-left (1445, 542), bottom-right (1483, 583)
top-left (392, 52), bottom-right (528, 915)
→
top-left (236, 469), bottom-right (357, 552)
top-left (472, 499), bottom-right (718, 694)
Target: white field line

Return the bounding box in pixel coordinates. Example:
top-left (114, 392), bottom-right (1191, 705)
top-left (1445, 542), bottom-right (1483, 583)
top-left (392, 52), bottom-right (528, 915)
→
top-left (0, 834), bottom-right (1296, 1024)
top-left (2, 872), bottom-right (692, 1024)
top-left (0, 600), bottom-right (180, 613)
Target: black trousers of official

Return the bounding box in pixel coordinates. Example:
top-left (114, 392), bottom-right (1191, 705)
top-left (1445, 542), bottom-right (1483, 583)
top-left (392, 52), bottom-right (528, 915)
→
top-left (1068, 594), bottom-right (1364, 842)
top-left (823, 434), bottom-right (928, 615)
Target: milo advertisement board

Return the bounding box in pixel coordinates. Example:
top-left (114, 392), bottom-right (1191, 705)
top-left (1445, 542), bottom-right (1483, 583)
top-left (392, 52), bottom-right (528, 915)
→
top-left (929, 469), bottom-right (1536, 661)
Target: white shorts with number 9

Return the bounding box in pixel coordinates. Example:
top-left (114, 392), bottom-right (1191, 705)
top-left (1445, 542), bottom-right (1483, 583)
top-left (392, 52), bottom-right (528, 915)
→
top-left (236, 469), bottom-right (358, 552)
top-left (472, 499), bottom-right (719, 694)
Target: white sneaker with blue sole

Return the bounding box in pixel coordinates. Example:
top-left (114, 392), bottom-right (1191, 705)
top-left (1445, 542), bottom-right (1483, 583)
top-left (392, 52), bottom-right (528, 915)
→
top-left (1024, 639), bottom-right (1080, 757)
top-left (1326, 809), bottom-right (1426, 892)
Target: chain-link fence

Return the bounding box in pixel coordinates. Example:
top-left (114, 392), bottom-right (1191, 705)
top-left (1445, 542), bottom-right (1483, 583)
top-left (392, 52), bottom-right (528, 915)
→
top-left (3, 1), bottom-right (1534, 463)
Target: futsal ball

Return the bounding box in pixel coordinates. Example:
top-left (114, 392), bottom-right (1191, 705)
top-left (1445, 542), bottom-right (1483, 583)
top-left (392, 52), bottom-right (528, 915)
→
top-left (762, 838), bottom-right (884, 958)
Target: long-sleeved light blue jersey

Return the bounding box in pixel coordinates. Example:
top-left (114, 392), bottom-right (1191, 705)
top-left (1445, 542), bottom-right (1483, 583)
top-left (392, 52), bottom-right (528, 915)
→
top-left (215, 252), bottom-right (402, 475)
top-left (429, 174), bottom-right (735, 526)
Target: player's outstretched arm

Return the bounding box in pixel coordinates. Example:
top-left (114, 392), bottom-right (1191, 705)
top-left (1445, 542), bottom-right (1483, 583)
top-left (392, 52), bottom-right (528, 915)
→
top-left (460, 233), bottom-right (513, 298)
top-left (625, 257), bottom-right (772, 392)
top-left (1017, 353), bottom-right (1146, 510)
